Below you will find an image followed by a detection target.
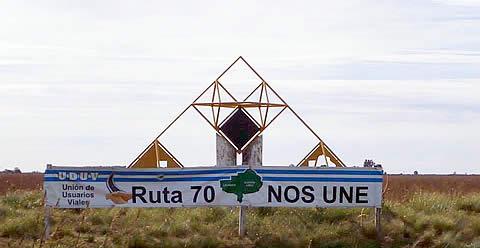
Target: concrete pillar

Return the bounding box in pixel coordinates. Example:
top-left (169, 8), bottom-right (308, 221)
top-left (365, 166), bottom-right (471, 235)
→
top-left (242, 135), bottom-right (262, 166)
top-left (216, 134), bottom-right (236, 166)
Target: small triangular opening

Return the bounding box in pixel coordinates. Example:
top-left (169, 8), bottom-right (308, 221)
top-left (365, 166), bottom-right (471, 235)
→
top-left (263, 106), bottom-right (287, 128)
top-left (243, 82), bottom-right (264, 102)
top-left (192, 105), bottom-right (217, 128)
top-left (264, 84), bottom-right (285, 105)
top-left (217, 82), bottom-right (238, 103)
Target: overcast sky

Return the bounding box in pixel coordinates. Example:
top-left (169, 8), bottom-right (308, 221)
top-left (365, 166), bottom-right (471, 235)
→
top-left (1, 0), bottom-right (479, 174)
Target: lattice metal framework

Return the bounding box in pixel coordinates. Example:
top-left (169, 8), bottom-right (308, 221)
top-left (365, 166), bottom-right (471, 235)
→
top-left (128, 56), bottom-right (345, 168)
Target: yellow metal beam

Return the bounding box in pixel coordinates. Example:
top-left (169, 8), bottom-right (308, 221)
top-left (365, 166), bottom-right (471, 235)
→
top-left (192, 102), bottom-right (286, 108)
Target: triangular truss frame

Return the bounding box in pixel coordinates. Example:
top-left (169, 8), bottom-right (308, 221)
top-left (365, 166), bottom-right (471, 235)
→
top-left (128, 56), bottom-right (345, 168)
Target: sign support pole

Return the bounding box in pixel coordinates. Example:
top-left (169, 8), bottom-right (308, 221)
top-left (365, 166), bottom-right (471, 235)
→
top-left (239, 207), bottom-right (247, 237)
top-left (44, 206), bottom-right (51, 239)
top-left (43, 164), bottom-right (53, 240)
top-left (375, 207), bottom-right (382, 241)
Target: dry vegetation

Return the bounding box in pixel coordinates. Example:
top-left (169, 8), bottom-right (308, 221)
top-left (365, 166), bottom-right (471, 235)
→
top-left (1, 174), bottom-right (480, 247)
top-left (0, 173), bottom-right (43, 194)
top-left (383, 175), bottom-right (480, 201)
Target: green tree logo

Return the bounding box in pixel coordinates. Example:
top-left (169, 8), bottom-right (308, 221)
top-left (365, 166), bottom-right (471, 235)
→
top-left (220, 169), bottom-right (263, 202)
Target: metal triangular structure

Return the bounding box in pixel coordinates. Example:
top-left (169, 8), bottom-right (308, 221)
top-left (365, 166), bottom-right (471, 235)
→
top-left (131, 140), bottom-right (182, 168)
top-left (128, 56), bottom-right (345, 168)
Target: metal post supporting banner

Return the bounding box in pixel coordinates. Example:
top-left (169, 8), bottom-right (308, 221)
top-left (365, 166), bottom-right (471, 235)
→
top-left (239, 206), bottom-right (247, 237)
top-left (44, 164), bottom-right (52, 240)
top-left (44, 206), bottom-right (51, 239)
top-left (375, 207), bottom-right (382, 241)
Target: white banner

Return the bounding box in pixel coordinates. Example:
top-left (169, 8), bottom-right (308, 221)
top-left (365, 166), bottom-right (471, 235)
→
top-left (44, 166), bottom-right (383, 208)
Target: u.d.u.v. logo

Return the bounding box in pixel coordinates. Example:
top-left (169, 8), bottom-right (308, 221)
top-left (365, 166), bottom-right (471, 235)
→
top-left (58, 172), bottom-right (99, 181)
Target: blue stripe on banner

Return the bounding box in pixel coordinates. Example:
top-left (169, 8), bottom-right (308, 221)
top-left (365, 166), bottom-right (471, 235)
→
top-left (162, 177), bottom-right (230, 182)
top-left (44, 176), bottom-right (231, 182)
top-left (262, 177), bottom-right (383, 182)
top-left (45, 169), bottom-right (382, 176)
top-left (114, 177), bottom-right (231, 182)
top-left (45, 170), bottom-right (112, 175)
top-left (124, 170), bottom-right (243, 176)
top-left (255, 170), bottom-right (382, 175)
top-left (44, 177), bottom-right (107, 182)
top-left (113, 178), bottom-right (160, 182)
top-left (44, 169), bottom-right (245, 176)
top-left (44, 176), bottom-right (382, 182)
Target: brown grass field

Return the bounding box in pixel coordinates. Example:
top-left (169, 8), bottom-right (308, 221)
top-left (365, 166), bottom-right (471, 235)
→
top-left (383, 174), bottom-right (480, 201)
top-left (0, 173), bottom-right (43, 195)
top-left (2, 173), bottom-right (480, 201)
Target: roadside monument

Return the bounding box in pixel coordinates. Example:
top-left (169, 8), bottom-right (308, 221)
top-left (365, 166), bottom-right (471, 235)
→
top-left (44, 57), bottom-right (383, 239)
